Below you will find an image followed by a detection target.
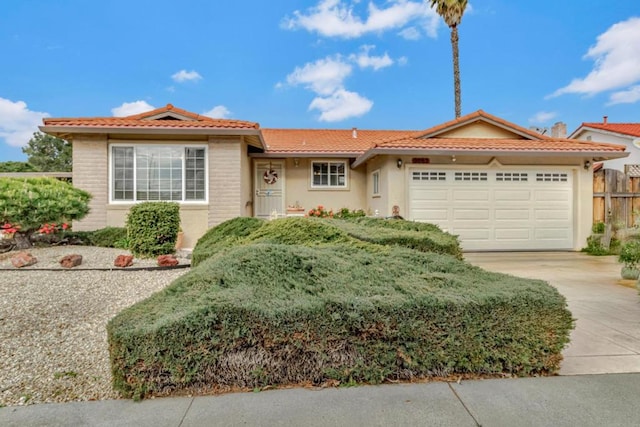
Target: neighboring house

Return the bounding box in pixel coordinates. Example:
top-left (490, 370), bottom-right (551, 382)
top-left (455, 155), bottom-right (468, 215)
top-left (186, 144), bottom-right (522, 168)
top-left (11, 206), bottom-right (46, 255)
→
top-left (570, 117), bottom-right (640, 172)
top-left (40, 104), bottom-right (627, 251)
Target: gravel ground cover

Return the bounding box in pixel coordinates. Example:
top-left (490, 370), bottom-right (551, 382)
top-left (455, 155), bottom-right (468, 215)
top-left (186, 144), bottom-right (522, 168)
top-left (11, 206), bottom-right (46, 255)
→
top-left (0, 246), bottom-right (189, 406)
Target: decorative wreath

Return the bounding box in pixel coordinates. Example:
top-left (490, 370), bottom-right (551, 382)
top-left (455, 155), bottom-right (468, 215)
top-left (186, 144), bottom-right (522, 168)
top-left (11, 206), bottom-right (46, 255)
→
top-left (263, 169), bottom-right (279, 184)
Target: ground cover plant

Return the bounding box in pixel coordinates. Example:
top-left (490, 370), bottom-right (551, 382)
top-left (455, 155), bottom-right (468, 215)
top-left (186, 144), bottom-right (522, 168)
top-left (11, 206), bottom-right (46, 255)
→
top-left (109, 217), bottom-right (573, 400)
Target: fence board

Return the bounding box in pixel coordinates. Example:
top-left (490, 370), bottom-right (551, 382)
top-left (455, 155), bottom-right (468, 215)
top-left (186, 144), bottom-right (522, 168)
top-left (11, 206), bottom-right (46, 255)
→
top-left (594, 168), bottom-right (640, 228)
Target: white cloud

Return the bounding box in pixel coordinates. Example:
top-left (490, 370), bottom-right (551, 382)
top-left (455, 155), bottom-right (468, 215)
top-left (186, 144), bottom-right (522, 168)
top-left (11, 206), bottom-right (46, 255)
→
top-left (398, 56), bottom-right (408, 66)
top-left (286, 56), bottom-right (353, 95)
top-left (0, 97), bottom-right (50, 148)
top-left (203, 105), bottom-right (232, 119)
top-left (171, 69), bottom-right (203, 83)
top-left (309, 88), bottom-right (373, 122)
top-left (111, 101), bottom-right (155, 117)
top-left (398, 26), bottom-right (421, 40)
top-left (550, 17), bottom-right (640, 102)
top-left (529, 111), bottom-right (557, 124)
top-left (608, 85), bottom-right (640, 105)
top-left (349, 45), bottom-right (394, 70)
top-left (282, 0), bottom-right (439, 39)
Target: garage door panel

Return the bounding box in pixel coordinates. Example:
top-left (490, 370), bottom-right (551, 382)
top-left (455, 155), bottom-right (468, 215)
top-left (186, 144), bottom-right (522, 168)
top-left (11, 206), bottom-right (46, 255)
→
top-left (495, 228), bottom-right (531, 240)
top-left (453, 209), bottom-right (490, 220)
top-left (495, 209), bottom-right (530, 220)
top-left (453, 190), bottom-right (490, 201)
top-left (409, 168), bottom-right (573, 251)
top-left (412, 208), bottom-right (449, 221)
top-left (495, 190), bottom-right (532, 201)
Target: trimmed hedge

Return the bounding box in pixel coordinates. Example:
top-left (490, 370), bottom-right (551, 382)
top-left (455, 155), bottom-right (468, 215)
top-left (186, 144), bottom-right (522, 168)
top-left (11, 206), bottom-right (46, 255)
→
top-left (191, 216), bottom-right (462, 266)
top-left (126, 202), bottom-right (180, 257)
top-left (108, 242), bottom-right (573, 400)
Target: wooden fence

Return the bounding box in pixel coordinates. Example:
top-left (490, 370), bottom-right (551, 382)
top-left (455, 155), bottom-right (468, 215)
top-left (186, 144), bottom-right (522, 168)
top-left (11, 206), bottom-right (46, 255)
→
top-left (593, 166), bottom-right (640, 228)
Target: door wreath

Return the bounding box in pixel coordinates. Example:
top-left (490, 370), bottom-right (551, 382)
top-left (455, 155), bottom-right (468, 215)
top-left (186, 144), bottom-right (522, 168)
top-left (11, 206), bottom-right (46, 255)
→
top-left (263, 169), bottom-right (279, 184)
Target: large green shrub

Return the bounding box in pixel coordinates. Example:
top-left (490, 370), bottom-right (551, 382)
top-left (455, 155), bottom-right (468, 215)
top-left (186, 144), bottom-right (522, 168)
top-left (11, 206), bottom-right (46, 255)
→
top-left (0, 177), bottom-right (91, 248)
top-left (191, 217), bottom-right (265, 266)
top-left (192, 217), bottom-right (462, 266)
top-left (108, 243), bottom-right (573, 400)
top-left (126, 202), bottom-right (180, 257)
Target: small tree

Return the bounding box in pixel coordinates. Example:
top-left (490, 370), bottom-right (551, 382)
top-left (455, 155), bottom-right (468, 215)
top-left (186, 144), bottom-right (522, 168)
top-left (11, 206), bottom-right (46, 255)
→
top-left (0, 177), bottom-right (91, 249)
top-left (22, 132), bottom-right (72, 172)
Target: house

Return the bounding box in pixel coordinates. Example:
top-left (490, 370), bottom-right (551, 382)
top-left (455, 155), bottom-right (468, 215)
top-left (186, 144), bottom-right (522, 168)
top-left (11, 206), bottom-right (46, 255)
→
top-left (570, 117), bottom-right (640, 172)
top-left (40, 104), bottom-right (627, 251)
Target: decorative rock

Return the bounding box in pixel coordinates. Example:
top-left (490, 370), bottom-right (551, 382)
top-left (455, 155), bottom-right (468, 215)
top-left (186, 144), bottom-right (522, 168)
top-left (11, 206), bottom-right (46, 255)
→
top-left (114, 255), bottom-right (134, 268)
top-left (11, 252), bottom-right (37, 268)
top-left (60, 254), bottom-right (83, 268)
top-left (157, 254), bottom-right (179, 267)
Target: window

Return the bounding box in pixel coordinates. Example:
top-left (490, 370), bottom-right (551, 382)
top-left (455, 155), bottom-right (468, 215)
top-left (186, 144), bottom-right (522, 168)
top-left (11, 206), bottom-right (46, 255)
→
top-left (412, 171), bottom-right (446, 181)
top-left (372, 170), bottom-right (380, 196)
top-left (455, 172), bottom-right (487, 181)
top-left (311, 161), bottom-right (347, 188)
top-left (111, 145), bottom-right (207, 202)
top-left (496, 172), bottom-right (528, 182)
top-left (536, 172), bottom-right (568, 182)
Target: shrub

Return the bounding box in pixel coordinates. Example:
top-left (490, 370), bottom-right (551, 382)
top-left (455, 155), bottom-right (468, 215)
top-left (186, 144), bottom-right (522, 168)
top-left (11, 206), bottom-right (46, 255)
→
top-left (334, 207), bottom-right (367, 219)
top-left (328, 217), bottom-right (462, 259)
top-left (618, 240), bottom-right (640, 270)
top-left (90, 226), bottom-right (128, 248)
top-left (126, 202), bottom-right (180, 257)
top-left (0, 177), bottom-right (91, 249)
top-left (592, 222), bottom-right (606, 234)
top-left (191, 217), bottom-right (265, 266)
top-left (108, 243), bottom-right (573, 400)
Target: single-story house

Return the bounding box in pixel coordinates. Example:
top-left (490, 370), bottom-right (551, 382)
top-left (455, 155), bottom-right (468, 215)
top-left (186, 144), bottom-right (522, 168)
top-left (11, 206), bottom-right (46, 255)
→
top-left (40, 104), bottom-right (627, 251)
top-left (570, 117), bottom-right (640, 172)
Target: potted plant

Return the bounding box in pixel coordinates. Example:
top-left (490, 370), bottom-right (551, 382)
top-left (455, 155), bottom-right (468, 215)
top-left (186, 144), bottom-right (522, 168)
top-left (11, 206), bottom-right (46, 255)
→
top-left (618, 240), bottom-right (640, 280)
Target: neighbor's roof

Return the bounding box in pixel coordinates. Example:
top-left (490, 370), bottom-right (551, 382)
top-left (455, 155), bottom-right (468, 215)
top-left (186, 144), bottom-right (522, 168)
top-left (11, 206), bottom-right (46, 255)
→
top-left (261, 128), bottom-right (413, 155)
top-left (573, 122), bottom-right (640, 138)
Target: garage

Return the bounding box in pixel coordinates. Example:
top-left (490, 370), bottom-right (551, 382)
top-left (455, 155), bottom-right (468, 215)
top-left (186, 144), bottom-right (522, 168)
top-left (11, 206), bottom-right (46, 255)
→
top-left (409, 167), bottom-right (574, 251)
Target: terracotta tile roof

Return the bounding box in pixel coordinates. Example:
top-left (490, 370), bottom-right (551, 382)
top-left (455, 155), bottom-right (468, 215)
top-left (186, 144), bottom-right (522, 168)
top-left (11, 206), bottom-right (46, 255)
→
top-left (373, 137), bottom-right (627, 152)
top-left (261, 128), bottom-right (414, 153)
top-left (414, 110), bottom-right (551, 140)
top-left (579, 122), bottom-right (640, 138)
top-left (42, 104), bottom-right (259, 130)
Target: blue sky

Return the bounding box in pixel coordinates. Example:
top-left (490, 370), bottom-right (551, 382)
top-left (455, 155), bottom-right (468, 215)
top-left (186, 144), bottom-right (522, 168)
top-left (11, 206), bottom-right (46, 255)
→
top-left (1, 0), bottom-right (639, 162)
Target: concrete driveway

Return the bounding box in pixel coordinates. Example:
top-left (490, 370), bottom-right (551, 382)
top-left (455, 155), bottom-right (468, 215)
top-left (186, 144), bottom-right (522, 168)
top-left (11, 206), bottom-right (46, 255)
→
top-left (465, 252), bottom-right (640, 375)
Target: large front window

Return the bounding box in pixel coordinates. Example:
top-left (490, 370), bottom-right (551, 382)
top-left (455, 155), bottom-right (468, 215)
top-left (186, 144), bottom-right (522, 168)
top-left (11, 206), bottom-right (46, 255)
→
top-left (111, 145), bottom-right (206, 202)
top-left (311, 161), bottom-right (347, 188)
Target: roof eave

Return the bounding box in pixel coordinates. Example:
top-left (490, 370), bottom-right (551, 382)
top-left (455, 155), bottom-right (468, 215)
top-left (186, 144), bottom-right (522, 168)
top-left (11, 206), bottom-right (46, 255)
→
top-left (39, 125), bottom-right (262, 137)
top-left (568, 125), bottom-right (637, 140)
top-left (251, 151), bottom-right (361, 159)
top-left (352, 148), bottom-right (629, 168)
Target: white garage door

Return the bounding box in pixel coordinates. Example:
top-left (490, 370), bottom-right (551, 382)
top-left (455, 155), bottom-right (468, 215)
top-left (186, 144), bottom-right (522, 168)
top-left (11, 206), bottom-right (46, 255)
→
top-left (409, 168), bottom-right (574, 251)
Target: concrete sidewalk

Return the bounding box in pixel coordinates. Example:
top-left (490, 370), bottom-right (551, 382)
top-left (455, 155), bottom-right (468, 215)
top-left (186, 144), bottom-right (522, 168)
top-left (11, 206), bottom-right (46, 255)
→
top-left (2, 374), bottom-right (639, 426)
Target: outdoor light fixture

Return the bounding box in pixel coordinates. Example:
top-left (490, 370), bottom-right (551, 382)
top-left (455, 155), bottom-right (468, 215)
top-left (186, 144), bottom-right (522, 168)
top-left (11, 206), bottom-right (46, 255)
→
top-left (452, 155), bottom-right (457, 163)
top-left (584, 160), bottom-right (591, 170)
top-left (293, 158), bottom-right (300, 167)
top-left (396, 159), bottom-right (403, 168)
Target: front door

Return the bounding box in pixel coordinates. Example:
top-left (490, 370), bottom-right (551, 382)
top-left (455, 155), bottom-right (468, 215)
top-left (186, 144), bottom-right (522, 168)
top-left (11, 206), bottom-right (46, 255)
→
top-left (255, 161), bottom-right (285, 219)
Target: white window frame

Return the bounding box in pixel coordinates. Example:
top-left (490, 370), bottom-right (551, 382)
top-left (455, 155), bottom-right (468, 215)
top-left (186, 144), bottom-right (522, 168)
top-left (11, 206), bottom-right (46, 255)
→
top-left (310, 160), bottom-right (348, 189)
top-left (372, 169), bottom-right (380, 197)
top-left (108, 142), bottom-right (209, 204)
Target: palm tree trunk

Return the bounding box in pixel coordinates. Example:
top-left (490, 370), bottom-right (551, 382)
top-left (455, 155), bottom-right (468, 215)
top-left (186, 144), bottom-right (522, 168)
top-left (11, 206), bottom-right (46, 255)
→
top-left (451, 25), bottom-right (461, 118)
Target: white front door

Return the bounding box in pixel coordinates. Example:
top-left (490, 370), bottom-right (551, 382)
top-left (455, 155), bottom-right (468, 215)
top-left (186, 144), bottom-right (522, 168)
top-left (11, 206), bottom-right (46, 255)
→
top-left (409, 167), bottom-right (574, 251)
top-left (255, 161), bottom-right (285, 219)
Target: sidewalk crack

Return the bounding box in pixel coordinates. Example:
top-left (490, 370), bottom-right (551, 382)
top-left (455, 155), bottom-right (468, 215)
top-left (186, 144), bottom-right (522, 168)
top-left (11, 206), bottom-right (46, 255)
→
top-left (177, 397), bottom-right (195, 427)
top-left (448, 382), bottom-right (481, 427)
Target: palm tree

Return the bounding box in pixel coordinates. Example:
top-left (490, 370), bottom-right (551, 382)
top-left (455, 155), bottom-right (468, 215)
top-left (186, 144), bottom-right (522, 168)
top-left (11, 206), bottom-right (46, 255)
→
top-left (431, 0), bottom-right (468, 118)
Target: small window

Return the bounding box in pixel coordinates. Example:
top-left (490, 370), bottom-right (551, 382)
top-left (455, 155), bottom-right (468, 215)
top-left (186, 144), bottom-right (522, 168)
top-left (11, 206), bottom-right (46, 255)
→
top-left (496, 172), bottom-right (528, 182)
top-left (412, 171), bottom-right (446, 181)
top-left (536, 172), bottom-right (568, 182)
top-left (372, 170), bottom-right (380, 196)
top-left (311, 161), bottom-right (347, 188)
top-left (455, 172), bottom-right (487, 182)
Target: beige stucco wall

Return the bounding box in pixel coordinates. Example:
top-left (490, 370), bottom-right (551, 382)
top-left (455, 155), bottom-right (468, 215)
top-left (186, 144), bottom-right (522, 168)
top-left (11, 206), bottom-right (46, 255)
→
top-left (439, 122), bottom-right (525, 139)
top-left (208, 136), bottom-right (245, 227)
top-left (282, 157), bottom-right (367, 213)
top-left (72, 135), bottom-right (108, 231)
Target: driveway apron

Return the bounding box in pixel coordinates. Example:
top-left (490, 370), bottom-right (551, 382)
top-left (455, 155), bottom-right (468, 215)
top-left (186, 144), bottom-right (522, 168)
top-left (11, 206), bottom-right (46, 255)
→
top-left (465, 252), bottom-right (640, 375)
